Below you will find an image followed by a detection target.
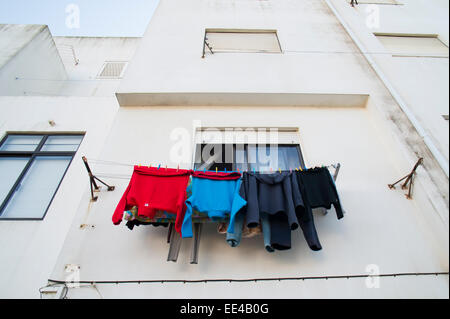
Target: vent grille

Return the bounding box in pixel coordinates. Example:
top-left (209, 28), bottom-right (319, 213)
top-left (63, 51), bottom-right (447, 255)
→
top-left (98, 62), bottom-right (127, 78)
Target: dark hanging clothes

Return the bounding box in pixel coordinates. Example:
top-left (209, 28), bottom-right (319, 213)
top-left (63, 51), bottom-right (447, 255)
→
top-left (239, 172), bottom-right (304, 250)
top-left (296, 167), bottom-right (344, 219)
top-left (294, 167), bottom-right (344, 251)
top-left (125, 220), bottom-right (169, 231)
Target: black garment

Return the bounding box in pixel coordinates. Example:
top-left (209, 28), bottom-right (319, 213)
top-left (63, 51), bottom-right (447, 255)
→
top-left (296, 167), bottom-right (344, 219)
top-left (294, 167), bottom-right (344, 251)
top-left (239, 172), bottom-right (304, 250)
top-left (126, 220), bottom-right (169, 230)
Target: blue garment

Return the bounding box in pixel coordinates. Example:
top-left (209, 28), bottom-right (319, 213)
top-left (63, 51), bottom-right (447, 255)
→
top-left (226, 211), bottom-right (244, 247)
top-left (260, 212), bottom-right (274, 252)
top-left (181, 177), bottom-right (246, 238)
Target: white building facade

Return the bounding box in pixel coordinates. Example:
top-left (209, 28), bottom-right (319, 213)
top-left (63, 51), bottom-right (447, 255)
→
top-left (0, 0), bottom-right (448, 299)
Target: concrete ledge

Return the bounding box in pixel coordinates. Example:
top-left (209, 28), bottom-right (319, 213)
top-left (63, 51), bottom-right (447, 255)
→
top-left (115, 92), bottom-right (369, 108)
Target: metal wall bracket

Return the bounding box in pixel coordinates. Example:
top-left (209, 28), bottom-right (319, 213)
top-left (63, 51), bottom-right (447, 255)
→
top-left (82, 156), bottom-right (115, 202)
top-left (201, 34), bottom-right (214, 58)
top-left (388, 157), bottom-right (423, 199)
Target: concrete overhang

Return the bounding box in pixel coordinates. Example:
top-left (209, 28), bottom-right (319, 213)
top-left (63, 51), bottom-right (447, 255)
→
top-left (115, 92), bottom-right (369, 108)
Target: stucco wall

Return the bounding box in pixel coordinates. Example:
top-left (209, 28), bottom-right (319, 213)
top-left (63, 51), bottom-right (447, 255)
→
top-left (0, 25), bottom-right (67, 96)
top-left (0, 96), bottom-right (119, 298)
top-left (117, 0), bottom-right (381, 98)
top-left (49, 105), bottom-right (449, 298)
top-left (53, 37), bottom-right (141, 97)
top-left (333, 0), bottom-right (449, 174)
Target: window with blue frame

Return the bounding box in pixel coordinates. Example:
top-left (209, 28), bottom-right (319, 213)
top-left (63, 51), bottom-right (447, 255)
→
top-left (0, 134), bottom-right (84, 220)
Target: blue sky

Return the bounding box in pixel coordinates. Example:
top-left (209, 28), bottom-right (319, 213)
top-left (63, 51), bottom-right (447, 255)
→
top-left (0, 0), bottom-right (159, 36)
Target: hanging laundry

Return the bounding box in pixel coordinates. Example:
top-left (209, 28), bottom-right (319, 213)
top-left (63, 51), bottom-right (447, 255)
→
top-left (226, 211), bottom-right (245, 247)
top-left (112, 166), bottom-right (192, 235)
top-left (260, 212), bottom-right (274, 252)
top-left (294, 167), bottom-right (344, 251)
top-left (239, 171), bottom-right (304, 251)
top-left (226, 216), bottom-right (263, 247)
top-left (123, 206), bottom-right (172, 230)
top-left (181, 170), bottom-right (246, 238)
top-left (217, 221), bottom-right (262, 238)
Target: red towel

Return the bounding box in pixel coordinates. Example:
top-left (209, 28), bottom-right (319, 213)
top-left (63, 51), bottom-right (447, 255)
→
top-left (112, 166), bottom-right (192, 235)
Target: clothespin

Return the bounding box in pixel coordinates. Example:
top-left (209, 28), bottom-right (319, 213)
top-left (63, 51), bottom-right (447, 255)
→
top-left (158, 164), bottom-right (161, 169)
top-left (237, 168), bottom-right (240, 173)
top-left (290, 168), bottom-right (292, 173)
top-left (225, 168), bottom-right (227, 173)
top-left (279, 168), bottom-right (282, 173)
top-left (177, 164), bottom-right (179, 171)
top-left (165, 165), bottom-right (168, 170)
top-left (216, 167), bottom-right (218, 174)
top-left (270, 167), bottom-right (273, 173)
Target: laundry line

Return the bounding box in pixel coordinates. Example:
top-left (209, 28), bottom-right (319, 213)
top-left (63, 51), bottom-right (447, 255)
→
top-left (85, 157), bottom-right (340, 172)
top-left (85, 158), bottom-right (341, 183)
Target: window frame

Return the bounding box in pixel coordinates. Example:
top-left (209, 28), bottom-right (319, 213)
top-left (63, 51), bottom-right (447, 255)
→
top-left (202, 28), bottom-right (283, 58)
top-left (0, 133), bottom-right (84, 221)
top-left (374, 33), bottom-right (449, 58)
top-left (194, 143), bottom-right (305, 172)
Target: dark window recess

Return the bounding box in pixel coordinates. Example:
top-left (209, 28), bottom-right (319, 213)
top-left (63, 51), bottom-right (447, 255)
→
top-left (194, 144), bottom-right (305, 172)
top-left (0, 133), bottom-right (84, 220)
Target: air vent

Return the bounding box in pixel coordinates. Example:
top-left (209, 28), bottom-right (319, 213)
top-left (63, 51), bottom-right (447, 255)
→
top-left (97, 62), bottom-right (127, 78)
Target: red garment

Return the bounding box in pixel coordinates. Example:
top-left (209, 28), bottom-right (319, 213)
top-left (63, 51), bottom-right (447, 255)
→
top-left (112, 166), bottom-right (192, 235)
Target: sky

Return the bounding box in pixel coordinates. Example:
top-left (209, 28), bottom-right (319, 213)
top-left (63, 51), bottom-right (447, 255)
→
top-left (0, 0), bottom-right (160, 37)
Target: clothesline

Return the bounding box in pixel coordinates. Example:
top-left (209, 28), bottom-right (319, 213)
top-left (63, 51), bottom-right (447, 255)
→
top-left (84, 157), bottom-right (340, 174)
top-left (106, 160), bottom-right (345, 264)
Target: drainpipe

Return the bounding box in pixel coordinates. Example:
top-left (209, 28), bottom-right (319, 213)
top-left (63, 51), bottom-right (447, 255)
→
top-left (325, 0), bottom-right (449, 178)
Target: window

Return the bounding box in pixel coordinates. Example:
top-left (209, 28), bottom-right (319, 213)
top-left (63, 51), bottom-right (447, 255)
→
top-left (375, 34), bottom-right (449, 57)
top-left (0, 134), bottom-right (83, 220)
top-left (193, 128), bottom-right (304, 172)
top-left (97, 61), bottom-right (128, 78)
top-left (202, 29), bottom-right (282, 58)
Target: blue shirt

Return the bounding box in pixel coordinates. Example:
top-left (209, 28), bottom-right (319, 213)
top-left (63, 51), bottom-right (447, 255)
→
top-left (181, 177), bottom-right (246, 238)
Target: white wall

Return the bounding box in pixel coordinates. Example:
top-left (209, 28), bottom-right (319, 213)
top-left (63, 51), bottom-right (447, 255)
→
top-left (334, 0), bottom-right (449, 173)
top-left (50, 105), bottom-right (449, 298)
top-left (0, 0), bottom-right (448, 299)
top-left (117, 0), bottom-right (380, 99)
top-left (54, 37), bottom-right (140, 97)
top-left (0, 96), bottom-right (119, 298)
top-left (0, 28), bottom-right (140, 298)
top-left (0, 25), bottom-right (67, 96)
top-left (115, 0), bottom-right (448, 203)
top-left (354, 0), bottom-right (449, 44)
top-left (44, 0), bottom-right (448, 299)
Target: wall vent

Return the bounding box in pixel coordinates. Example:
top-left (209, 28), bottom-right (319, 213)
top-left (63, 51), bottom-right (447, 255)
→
top-left (97, 62), bottom-right (128, 78)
